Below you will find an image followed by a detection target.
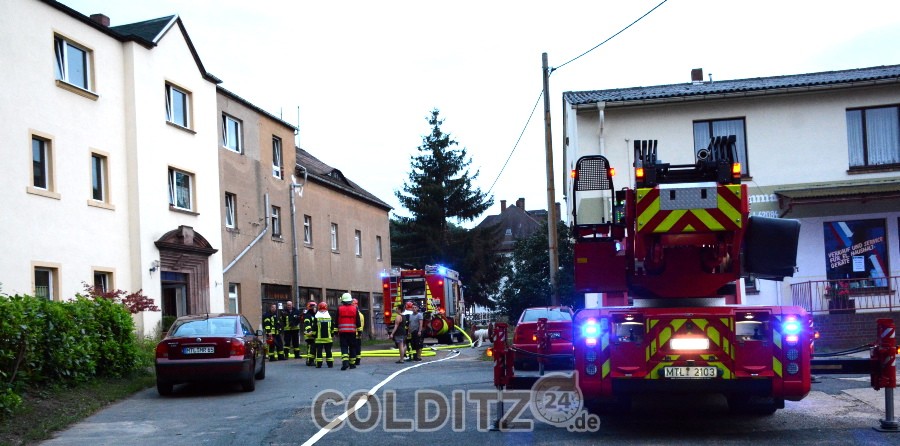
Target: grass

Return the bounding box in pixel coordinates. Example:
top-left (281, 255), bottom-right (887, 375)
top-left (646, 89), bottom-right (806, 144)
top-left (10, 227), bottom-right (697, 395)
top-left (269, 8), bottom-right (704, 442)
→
top-left (0, 373), bottom-right (156, 446)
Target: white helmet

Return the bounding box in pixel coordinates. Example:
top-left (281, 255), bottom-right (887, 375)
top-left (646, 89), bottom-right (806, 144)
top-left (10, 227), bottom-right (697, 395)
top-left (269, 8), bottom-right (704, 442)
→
top-left (341, 292), bottom-right (352, 303)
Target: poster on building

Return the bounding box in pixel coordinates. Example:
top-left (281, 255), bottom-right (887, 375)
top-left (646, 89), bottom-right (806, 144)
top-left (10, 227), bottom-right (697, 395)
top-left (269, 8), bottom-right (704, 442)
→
top-left (822, 219), bottom-right (889, 287)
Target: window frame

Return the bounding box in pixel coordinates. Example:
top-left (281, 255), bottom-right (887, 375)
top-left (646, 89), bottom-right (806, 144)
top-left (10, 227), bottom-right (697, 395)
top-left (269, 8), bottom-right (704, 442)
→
top-left (692, 117), bottom-right (749, 176)
top-left (93, 270), bottom-right (113, 293)
top-left (330, 223), bottom-right (339, 251)
top-left (224, 192), bottom-right (237, 229)
top-left (376, 235), bottom-right (383, 261)
top-left (271, 206), bottom-right (282, 237)
top-left (354, 230), bottom-right (362, 257)
top-left (33, 266), bottom-right (58, 301)
top-left (303, 215), bottom-right (312, 245)
top-left (846, 105), bottom-right (900, 171)
top-left (227, 283), bottom-right (240, 313)
top-left (32, 136), bottom-right (51, 190)
top-left (168, 167), bottom-right (194, 211)
top-left (165, 83), bottom-right (191, 128)
top-left (90, 151), bottom-right (110, 203)
top-left (272, 136), bottom-right (283, 179)
top-left (222, 113), bottom-right (243, 153)
top-left (54, 34), bottom-right (92, 91)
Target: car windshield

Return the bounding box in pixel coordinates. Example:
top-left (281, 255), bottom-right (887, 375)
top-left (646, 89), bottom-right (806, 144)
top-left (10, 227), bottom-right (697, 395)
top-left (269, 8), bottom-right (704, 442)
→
top-left (171, 318), bottom-right (237, 336)
top-left (521, 308), bottom-right (572, 322)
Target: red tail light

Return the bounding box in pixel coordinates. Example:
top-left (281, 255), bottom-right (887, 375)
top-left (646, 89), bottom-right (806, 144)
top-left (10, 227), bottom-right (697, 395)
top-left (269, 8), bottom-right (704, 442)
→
top-left (230, 338), bottom-right (246, 356)
top-left (155, 342), bottom-right (168, 359)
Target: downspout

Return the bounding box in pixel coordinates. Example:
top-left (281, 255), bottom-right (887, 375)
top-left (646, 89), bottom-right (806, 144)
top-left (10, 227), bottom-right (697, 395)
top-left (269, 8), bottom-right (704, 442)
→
top-left (290, 164), bottom-right (308, 302)
top-left (223, 193), bottom-right (270, 273)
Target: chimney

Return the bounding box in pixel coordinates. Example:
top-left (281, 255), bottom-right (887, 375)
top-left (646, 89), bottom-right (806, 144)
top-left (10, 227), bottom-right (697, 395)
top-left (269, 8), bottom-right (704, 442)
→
top-left (500, 200), bottom-right (506, 211)
top-left (691, 68), bottom-right (703, 84)
top-left (516, 198), bottom-right (524, 209)
top-left (90, 14), bottom-right (110, 27)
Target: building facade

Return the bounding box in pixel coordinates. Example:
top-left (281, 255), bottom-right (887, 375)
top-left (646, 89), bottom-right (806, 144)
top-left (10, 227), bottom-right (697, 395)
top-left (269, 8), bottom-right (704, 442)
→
top-left (562, 65), bottom-right (900, 310)
top-left (2, 0), bottom-right (393, 338)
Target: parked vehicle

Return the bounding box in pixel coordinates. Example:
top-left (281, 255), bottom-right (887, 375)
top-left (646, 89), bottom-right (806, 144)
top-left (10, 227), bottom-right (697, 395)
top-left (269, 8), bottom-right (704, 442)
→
top-left (512, 306), bottom-right (574, 370)
top-left (155, 313), bottom-right (266, 395)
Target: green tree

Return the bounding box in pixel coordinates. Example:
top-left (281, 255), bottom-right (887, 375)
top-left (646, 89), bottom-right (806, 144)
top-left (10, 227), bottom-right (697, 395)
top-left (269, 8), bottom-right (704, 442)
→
top-left (392, 109), bottom-right (499, 307)
top-left (498, 220), bottom-right (577, 323)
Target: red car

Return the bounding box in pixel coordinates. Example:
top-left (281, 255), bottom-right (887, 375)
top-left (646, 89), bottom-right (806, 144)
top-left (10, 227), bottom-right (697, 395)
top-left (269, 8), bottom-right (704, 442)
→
top-left (512, 306), bottom-right (575, 370)
top-left (155, 313), bottom-right (266, 395)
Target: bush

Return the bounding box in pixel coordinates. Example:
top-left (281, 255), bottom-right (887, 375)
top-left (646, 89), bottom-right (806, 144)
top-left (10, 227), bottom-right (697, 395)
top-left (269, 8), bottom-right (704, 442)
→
top-left (0, 292), bottom-right (152, 418)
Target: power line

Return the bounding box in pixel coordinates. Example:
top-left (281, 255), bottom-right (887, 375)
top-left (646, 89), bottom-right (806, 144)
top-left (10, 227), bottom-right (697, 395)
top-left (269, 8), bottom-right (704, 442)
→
top-left (485, 0), bottom-right (670, 197)
top-left (553, 0), bottom-right (670, 73)
top-left (487, 90), bottom-right (543, 195)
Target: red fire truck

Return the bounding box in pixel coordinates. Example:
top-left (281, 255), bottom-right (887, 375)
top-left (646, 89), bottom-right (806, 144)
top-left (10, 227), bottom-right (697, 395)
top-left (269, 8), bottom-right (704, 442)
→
top-left (495, 137), bottom-right (812, 415)
top-left (381, 265), bottom-right (465, 344)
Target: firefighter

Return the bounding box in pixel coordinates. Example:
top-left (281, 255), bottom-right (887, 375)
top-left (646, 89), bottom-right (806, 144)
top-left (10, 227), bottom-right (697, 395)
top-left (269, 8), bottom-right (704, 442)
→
top-left (302, 301), bottom-right (318, 366)
top-left (352, 298), bottom-right (364, 366)
top-left (262, 303), bottom-right (284, 361)
top-left (390, 302), bottom-right (413, 363)
top-left (313, 302), bottom-right (334, 368)
top-left (337, 293), bottom-right (361, 370)
top-left (282, 300), bottom-right (302, 359)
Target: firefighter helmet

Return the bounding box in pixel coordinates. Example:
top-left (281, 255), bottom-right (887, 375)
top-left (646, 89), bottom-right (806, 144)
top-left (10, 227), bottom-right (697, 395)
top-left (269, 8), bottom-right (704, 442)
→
top-left (352, 298), bottom-right (359, 306)
top-left (341, 293), bottom-right (352, 303)
top-left (405, 301), bottom-right (414, 310)
top-left (318, 302), bottom-right (328, 311)
top-left (307, 302), bottom-right (317, 310)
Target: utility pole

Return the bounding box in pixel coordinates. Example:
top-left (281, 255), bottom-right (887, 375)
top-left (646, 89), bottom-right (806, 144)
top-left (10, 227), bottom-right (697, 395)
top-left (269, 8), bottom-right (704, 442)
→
top-left (542, 52), bottom-right (560, 306)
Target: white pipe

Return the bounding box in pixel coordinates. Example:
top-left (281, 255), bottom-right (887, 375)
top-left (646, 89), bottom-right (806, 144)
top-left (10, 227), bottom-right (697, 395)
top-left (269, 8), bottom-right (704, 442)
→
top-left (223, 193), bottom-right (269, 273)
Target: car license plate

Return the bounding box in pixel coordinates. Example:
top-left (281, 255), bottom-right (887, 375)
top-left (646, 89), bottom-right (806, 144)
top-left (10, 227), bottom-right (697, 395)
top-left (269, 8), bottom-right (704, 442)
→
top-left (183, 346), bottom-right (214, 354)
top-left (549, 332), bottom-right (561, 339)
top-left (663, 366), bottom-right (717, 379)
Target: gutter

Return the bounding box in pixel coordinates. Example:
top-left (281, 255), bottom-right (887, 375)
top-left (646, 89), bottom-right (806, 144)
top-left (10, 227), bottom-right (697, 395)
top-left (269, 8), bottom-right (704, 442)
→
top-left (223, 193), bottom-right (269, 273)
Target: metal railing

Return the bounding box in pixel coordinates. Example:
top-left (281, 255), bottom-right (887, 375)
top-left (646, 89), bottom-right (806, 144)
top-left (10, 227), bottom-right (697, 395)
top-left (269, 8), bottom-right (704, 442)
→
top-left (791, 276), bottom-right (900, 314)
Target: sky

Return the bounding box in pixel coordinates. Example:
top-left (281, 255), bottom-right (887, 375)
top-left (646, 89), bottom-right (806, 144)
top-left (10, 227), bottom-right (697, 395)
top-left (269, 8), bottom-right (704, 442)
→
top-left (59, 0), bottom-right (900, 226)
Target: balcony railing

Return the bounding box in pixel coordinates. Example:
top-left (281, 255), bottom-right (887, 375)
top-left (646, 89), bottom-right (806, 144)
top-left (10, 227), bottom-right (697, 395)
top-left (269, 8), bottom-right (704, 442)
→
top-left (791, 276), bottom-right (899, 314)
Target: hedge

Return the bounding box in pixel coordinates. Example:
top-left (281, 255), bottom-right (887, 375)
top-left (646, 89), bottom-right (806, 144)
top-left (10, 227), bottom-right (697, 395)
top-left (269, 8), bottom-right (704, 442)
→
top-left (0, 294), bottom-right (148, 415)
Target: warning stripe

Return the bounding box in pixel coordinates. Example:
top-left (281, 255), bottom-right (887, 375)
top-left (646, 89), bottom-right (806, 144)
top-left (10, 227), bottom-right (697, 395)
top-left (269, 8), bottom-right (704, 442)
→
top-left (636, 185), bottom-right (743, 234)
top-left (643, 317), bottom-right (735, 379)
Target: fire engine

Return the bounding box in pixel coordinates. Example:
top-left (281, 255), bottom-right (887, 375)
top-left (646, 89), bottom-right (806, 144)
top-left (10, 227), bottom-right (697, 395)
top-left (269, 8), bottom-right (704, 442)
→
top-left (381, 265), bottom-right (465, 344)
top-left (496, 136), bottom-right (811, 414)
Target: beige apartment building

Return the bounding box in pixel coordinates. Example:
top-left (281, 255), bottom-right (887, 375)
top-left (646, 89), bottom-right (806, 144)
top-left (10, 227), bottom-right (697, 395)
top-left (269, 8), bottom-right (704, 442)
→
top-left (217, 88), bottom-right (392, 333)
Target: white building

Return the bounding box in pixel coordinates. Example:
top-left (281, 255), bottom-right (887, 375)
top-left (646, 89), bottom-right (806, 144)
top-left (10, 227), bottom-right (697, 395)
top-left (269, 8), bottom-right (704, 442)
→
top-left (562, 65), bottom-right (900, 308)
top-left (0, 0), bottom-right (224, 335)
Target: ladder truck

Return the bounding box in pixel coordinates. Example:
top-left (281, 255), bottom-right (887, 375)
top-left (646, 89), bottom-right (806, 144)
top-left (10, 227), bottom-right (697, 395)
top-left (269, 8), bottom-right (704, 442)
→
top-left (495, 136), bottom-right (811, 415)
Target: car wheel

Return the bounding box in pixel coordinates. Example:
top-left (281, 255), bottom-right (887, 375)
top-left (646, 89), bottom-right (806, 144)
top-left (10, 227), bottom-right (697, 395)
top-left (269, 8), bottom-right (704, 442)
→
top-left (241, 360), bottom-right (256, 392)
top-left (156, 380), bottom-right (173, 396)
top-left (255, 356), bottom-right (266, 380)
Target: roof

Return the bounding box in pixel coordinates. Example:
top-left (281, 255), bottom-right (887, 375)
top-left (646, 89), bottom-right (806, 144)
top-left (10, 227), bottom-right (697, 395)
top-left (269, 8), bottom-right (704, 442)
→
top-left (775, 177), bottom-right (900, 217)
top-left (217, 86), bottom-right (297, 132)
top-left (295, 149), bottom-right (392, 211)
top-left (564, 64), bottom-right (900, 107)
top-left (41, 0), bottom-right (221, 84)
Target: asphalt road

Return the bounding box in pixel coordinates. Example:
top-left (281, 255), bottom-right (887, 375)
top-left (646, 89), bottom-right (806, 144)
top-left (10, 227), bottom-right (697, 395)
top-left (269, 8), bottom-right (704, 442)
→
top-left (42, 345), bottom-right (899, 445)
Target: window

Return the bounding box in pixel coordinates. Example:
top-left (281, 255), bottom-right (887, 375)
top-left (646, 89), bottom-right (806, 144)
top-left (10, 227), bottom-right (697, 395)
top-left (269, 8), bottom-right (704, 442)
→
top-left (222, 114), bottom-right (242, 153)
top-left (34, 267), bottom-right (56, 300)
top-left (846, 106), bottom-right (900, 168)
top-left (93, 271), bottom-right (111, 293)
top-left (168, 168), bottom-right (193, 211)
top-left (90, 153), bottom-right (109, 202)
top-left (54, 35), bottom-right (91, 90)
top-left (354, 230), bottom-right (362, 256)
top-left (272, 206), bottom-right (282, 237)
top-left (225, 193), bottom-right (236, 228)
top-left (692, 118), bottom-right (748, 175)
top-left (165, 83), bottom-right (191, 128)
top-left (32, 136), bottom-right (51, 190)
top-left (376, 235), bottom-right (383, 261)
top-left (303, 215), bottom-right (312, 244)
top-left (272, 136), bottom-right (283, 179)
top-left (227, 283), bottom-right (240, 313)
top-left (330, 223), bottom-right (339, 251)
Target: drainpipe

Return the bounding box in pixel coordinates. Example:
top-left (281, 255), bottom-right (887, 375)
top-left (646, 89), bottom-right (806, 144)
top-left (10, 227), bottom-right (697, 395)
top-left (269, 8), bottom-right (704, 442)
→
top-left (290, 165), bottom-right (308, 303)
top-left (223, 193), bottom-right (269, 273)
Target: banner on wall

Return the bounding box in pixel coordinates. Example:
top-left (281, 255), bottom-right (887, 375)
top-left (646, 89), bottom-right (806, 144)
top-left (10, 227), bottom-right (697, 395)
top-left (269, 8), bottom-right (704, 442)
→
top-left (822, 219), bottom-right (889, 286)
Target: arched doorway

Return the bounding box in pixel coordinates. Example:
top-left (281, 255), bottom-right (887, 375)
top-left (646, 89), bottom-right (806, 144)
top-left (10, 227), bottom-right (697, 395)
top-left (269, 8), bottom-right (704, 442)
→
top-left (155, 225), bottom-right (218, 316)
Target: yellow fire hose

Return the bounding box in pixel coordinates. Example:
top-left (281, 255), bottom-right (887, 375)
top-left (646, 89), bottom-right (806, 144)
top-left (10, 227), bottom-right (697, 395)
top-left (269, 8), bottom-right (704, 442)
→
top-left (359, 328), bottom-right (475, 357)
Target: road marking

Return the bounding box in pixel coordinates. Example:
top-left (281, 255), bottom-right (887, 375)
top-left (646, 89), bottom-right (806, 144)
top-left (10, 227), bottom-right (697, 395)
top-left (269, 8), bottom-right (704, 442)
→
top-left (302, 350), bottom-right (461, 446)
